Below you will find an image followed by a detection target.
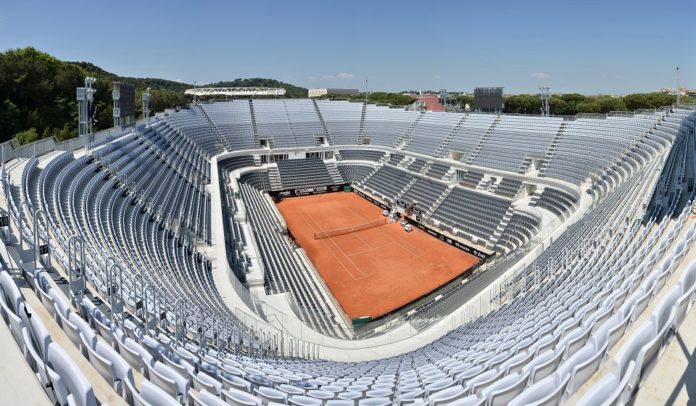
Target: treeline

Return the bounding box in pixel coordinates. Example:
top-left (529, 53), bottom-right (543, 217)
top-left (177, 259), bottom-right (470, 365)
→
top-left (0, 47), bottom-right (192, 145)
top-left (0, 48), bottom-right (308, 146)
top-left (320, 91), bottom-right (417, 106)
top-left (458, 92), bottom-right (693, 115)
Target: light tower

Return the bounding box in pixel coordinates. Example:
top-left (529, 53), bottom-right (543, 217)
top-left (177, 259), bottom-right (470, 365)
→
top-left (439, 89), bottom-right (448, 112)
top-left (539, 87), bottom-right (550, 117)
top-left (77, 77), bottom-right (97, 136)
top-left (142, 87), bottom-right (152, 123)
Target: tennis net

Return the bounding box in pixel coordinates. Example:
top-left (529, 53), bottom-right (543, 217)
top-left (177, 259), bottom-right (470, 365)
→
top-left (314, 218), bottom-right (387, 240)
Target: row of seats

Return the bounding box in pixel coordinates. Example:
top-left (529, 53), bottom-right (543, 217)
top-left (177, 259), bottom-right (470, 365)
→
top-left (492, 179), bottom-right (522, 199)
top-left (236, 176), bottom-right (344, 337)
top-left (495, 212), bottom-right (540, 253)
top-left (0, 105), bottom-right (691, 406)
top-left (361, 165), bottom-right (414, 201)
top-left (276, 158), bottom-right (339, 190)
top-left (338, 165), bottom-right (374, 184)
top-left (162, 101), bottom-right (680, 190)
top-left (533, 187), bottom-right (578, 217)
top-left (431, 187), bottom-right (511, 242)
top-left (471, 116), bottom-right (562, 173)
top-left (338, 150), bottom-right (385, 162)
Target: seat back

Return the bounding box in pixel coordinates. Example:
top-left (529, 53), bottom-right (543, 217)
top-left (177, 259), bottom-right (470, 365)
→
top-left (139, 380), bottom-right (180, 406)
top-left (47, 343), bottom-right (97, 406)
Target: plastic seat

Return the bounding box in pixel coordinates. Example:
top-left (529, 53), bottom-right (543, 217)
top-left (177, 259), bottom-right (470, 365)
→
top-left (428, 385), bottom-right (467, 406)
top-left (255, 386), bottom-right (289, 404)
top-left (222, 387), bottom-right (263, 405)
top-left (193, 371), bottom-right (223, 395)
top-left (278, 383), bottom-right (306, 396)
top-left (198, 389), bottom-right (229, 406)
top-left (121, 337), bottom-right (154, 377)
top-left (137, 379), bottom-right (180, 406)
top-left (308, 389), bottom-right (336, 401)
top-left (366, 388), bottom-right (393, 399)
top-left (425, 378), bottom-right (455, 396)
top-left (289, 395), bottom-right (324, 405)
top-left (326, 400), bottom-right (355, 406)
top-left (86, 339), bottom-right (134, 394)
top-left (47, 343), bottom-right (98, 406)
top-left (484, 371), bottom-right (527, 405)
top-left (508, 373), bottom-right (570, 406)
top-left (575, 373), bottom-right (619, 406)
top-left (358, 398), bottom-right (392, 406)
top-left (446, 395), bottom-right (483, 406)
top-left (149, 361), bottom-right (189, 400)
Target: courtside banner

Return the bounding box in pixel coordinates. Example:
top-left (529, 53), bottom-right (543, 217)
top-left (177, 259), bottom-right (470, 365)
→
top-left (272, 184), bottom-right (348, 199)
top-left (354, 189), bottom-right (490, 260)
top-left (413, 220), bottom-right (490, 260)
top-left (356, 190), bottom-right (390, 211)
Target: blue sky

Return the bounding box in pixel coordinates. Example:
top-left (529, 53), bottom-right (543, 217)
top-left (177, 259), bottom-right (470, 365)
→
top-left (1, 0), bottom-right (694, 94)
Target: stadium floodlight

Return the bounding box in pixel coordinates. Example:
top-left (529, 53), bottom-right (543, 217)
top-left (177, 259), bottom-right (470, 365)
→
top-left (77, 76), bottom-right (97, 136)
top-left (539, 87), bottom-right (550, 117)
top-left (142, 87), bottom-right (152, 123)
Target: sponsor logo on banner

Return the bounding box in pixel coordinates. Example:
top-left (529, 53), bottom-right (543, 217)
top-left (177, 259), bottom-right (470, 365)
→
top-left (274, 184), bottom-right (347, 199)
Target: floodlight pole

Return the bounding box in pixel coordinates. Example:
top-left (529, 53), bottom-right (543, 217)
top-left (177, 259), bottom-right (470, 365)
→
top-left (142, 87), bottom-right (152, 123)
top-left (77, 77), bottom-right (97, 136)
top-left (365, 77), bottom-right (369, 103)
top-left (539, 87), bottom-right (550, 117)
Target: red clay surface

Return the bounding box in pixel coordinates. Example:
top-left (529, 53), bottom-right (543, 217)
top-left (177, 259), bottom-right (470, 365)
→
top-left (276, 192), bottom-right (480, 319)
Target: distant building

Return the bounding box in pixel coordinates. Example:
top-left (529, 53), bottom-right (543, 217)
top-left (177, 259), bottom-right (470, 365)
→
top-left (660, 87), bottom-right (693, 97)
top-left (308, 88), bottom-right (360, 98)
top-left (410, 94), bottom-right (444, 112)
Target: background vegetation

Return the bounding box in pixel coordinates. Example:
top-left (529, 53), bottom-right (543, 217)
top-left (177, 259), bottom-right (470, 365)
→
top-left (1, 47), bottom-right (690, 146)
top-left (0, 48), bottom-right (306, 145)
top-left (494, 92), bottom-right (691, 115)
top-left (319, 91), bottom-right (417, 106)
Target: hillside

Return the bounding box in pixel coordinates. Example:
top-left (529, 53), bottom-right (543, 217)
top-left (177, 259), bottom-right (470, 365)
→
top-left (0, 47), bottom-right (308, 145)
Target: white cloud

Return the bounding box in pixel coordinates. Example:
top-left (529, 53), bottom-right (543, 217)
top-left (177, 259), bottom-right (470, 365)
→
top-left (314, 72), bottom-right (355, 82)
top-left (337, 72), bottom-right (355, 80)
top-left (530, 72), bottom-right (551, 80)
top-left (433, 74), bottom-right (441, 80)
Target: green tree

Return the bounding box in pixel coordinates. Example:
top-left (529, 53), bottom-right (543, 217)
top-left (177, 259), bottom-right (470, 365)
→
top-left (457, 95), bottom-right (475, 109)
top-left (595, 96), bottom-right (626, 113)
top-left (504, 95), bottom-right (541, 114)
top-left (0, 99), bottom-right (21, 137)
top-left (576, 101), bottom-right (601, 113)
top-left (15, 128), bottom-right (38, 145)
top-left (367, 92), bottom-right (416, 106)
top-left (549, 96), bottom-right (572, 115)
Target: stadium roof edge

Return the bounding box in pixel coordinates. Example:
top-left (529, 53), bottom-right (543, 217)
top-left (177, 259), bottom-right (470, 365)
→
top-left (184, 87), bottom-right (287, 97)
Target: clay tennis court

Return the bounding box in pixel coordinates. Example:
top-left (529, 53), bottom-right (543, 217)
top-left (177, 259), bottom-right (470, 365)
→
top-left (276, 192), bottom-right (480, 320)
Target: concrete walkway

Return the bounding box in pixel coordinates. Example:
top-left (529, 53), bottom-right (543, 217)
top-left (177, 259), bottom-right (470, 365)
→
top-left (634, 305), bottom-right (696, 405)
